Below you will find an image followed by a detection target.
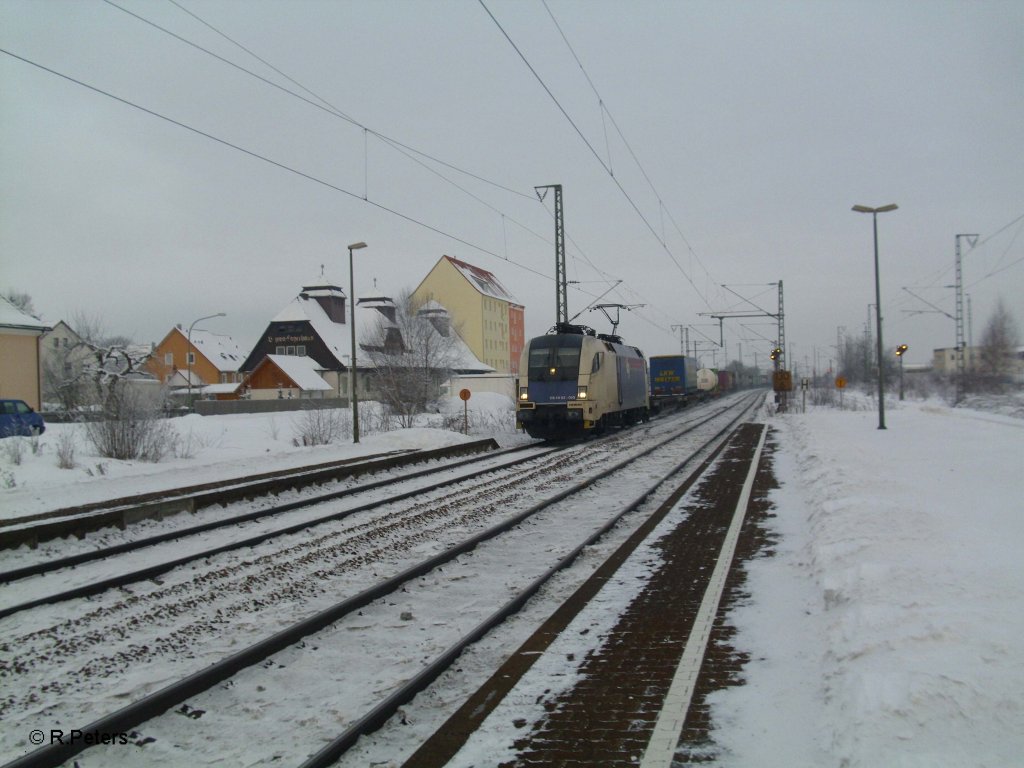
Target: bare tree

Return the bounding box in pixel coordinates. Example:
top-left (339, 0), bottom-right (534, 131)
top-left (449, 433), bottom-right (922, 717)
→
top-left (362, 292), bottom-right (463, 427)
top-left (46, 312), bottom-right (177, 460)
top-left (3, 289), bottom-right (37, 318)
top-left (977, 298), bottom-right (1020, 389)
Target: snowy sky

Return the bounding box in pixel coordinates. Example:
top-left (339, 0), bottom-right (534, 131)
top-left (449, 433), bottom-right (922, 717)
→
top-left (2, 0), bottom-right (1022, 369)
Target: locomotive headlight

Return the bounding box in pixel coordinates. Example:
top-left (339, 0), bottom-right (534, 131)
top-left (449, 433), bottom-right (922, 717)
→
top-left (519, 387), bottom-right (529, 400)
top-left (577, 386), bottom-right (588, 400)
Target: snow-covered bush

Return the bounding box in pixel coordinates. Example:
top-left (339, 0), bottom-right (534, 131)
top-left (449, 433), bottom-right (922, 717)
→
top-left (2, 437), bottom-right (25, 466)
top-left (84, 382), bottom-right (178, 462)
top-left (55, 430), bottom-right (77, 469)
top-left (292, 404), bottom-right (350, 446)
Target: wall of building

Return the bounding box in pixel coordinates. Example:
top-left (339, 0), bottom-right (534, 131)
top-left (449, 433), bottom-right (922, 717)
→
top-left (0, 331), bottom-right (43, 410)
top-left (148, 329), bottom-right (221, 386)
top-left (414, 260), bottom-right (482, 351)
top-left (413, 258), bottom-right (524, 374)
top-left (508, 305), bottom-right (525, 375)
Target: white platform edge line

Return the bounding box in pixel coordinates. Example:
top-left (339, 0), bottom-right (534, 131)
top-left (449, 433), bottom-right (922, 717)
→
top-left (639, 423), bottom-right (768, 768)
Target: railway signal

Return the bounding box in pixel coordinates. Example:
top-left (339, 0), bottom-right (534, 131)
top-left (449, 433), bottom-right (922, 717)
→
top-left (896, 344), bottom-right (908, 400)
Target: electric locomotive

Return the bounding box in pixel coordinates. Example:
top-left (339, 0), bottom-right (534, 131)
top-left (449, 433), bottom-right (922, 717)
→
top-left (515, 323), bottom-right (649, 439)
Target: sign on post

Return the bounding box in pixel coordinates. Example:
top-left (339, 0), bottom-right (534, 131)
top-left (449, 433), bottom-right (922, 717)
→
top-left (459, 389), bottom-right (471, 434)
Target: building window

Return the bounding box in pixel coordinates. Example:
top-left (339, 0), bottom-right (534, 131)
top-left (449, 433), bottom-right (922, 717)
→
top-left (297, 345), bottom-right (306, 356)
top-left (287, 346), bottom-right (296, 355)
top-left (187, 352), bottom-right (195, 365)
top-left (164, 353), bottom-right (173, 366)
top-left (276, 346), bottom-right (286, 354)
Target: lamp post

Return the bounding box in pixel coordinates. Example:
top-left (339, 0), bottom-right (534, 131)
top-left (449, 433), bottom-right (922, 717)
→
top-left (852, 203), bottom-right (898, 429)
top-left (187, 312), bottom-right (226, 409)
top-left (347, 241), bottom-right (367, 443)
top-left (896, 344), bottom-right (908, 400)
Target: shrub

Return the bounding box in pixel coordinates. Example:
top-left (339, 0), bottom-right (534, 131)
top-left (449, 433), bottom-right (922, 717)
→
top-left (84, 382), bottom-right (178, 461)
top-left (56, 430), bottom-right (77, 469)
top-left (292, 405), bottom-right (349, 446)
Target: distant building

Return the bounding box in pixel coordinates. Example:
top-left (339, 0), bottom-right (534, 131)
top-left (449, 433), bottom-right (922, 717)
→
top-left (0, 296), bottom-right (50, 410)
top-left (147, 326), bottom-right (245, 388)
top-left (39, 320), bottom-right (93, 407)
top-left (246, 354), bottom-right (333, 400)
top-left (932, 346), bottom-right (986, 375)
top-left (411, 255), bottom-right (525, 374)
top-left (932, 345), bottom-right (1024, 381)
top-left (239, 274), bottom-right (395, 402)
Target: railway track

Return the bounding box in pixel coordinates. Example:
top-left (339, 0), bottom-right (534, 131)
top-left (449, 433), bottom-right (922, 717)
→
top-left (0, 439), bottom-right (505, 549)
top-left (1, 393), bottom-right (765, 768)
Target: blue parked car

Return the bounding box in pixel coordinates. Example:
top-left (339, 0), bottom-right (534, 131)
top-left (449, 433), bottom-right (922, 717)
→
top-left (0, 399), bottom-right (46, 437)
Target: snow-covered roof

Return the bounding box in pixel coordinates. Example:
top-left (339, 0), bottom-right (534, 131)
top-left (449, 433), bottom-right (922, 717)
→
top-left (263, 354), bottom-right (332, 391)
top-left (189, 329), bottom-right (245, 373)
top-left (199, 382), bottom-right (242, 395)
top-left (270, 288), bottom-right (397, 369)
top-left (0, 296), bottom-right (49, 332)
top-left (273, 291), bottom-right (352, 365)
top-left (444, 256), bottom-right (520, 305)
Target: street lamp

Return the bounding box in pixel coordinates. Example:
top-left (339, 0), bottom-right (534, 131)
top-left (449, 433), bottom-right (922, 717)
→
top-left (347, 241), bottom-right (367, 443)
top-left (896, 344), bottom-right (908, 400)
top-left (852, 203), bottom-right (898, 429)
top-left (187, 312), bottom-right (226, 409)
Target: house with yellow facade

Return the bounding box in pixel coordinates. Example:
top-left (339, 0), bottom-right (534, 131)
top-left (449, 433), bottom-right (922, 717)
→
top-left (0, 296), bottom-right (49, 410)
top-left (411, 256), bottom-right (525, 374)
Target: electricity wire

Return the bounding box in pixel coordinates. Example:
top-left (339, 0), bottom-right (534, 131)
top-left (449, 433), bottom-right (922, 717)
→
top-left (478, 0), bottom-right (715, 312)
top-left (0, 47), bottom-right (556, 286)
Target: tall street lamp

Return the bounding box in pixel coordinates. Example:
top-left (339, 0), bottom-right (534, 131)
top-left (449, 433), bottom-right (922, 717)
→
top-left (852, 203), bottom-right (898, 429)
top-left (187, 312), bottom-right (226, 409)
top-left (347, 241), bottom-right (367, 443)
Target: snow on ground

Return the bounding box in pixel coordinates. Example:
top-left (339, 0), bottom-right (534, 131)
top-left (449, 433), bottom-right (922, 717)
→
top-left (708, 392), bottom-right (1024, 768)
top-left (0, 393), bottom-right (522, 521)
top-left (1, 389), bottom-right (1022, 766)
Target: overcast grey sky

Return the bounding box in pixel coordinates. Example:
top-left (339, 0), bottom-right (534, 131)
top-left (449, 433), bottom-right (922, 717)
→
top-left (2, 0), bottom-right (1022, 370)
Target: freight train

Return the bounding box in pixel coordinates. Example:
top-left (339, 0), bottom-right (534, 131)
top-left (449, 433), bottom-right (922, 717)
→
top-left (516, 323), bottom-right (649, 440)
top-left (648, 354), bottom-right (699, 413)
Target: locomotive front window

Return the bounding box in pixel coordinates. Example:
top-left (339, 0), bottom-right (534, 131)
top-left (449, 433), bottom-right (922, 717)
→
top-left (527, 335), bottom-right (583, 382)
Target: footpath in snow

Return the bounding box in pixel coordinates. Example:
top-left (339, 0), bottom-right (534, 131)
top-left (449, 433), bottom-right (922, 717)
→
top-left (708, 396), bottom-right (1024, 768)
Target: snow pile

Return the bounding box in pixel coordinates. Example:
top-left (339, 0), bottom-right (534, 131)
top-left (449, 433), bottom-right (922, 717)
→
top-left (709, 399), bottom-right (1024, 767)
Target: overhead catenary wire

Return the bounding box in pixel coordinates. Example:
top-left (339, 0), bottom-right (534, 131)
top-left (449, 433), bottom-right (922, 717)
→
top-left (104, 0), bottom-right (650, 323)
top-left (0, 47), bottom-right (557, 286)
top-left (479, 0), bottom-right (717, 313)
top-left (540, 0), bottom-right (718, 304)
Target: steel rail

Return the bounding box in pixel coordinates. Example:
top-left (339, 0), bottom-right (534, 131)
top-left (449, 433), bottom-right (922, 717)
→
top-left (301, 393), bottom-right (762, 768)
top-left (0, 443), bottom-right (543, 585)
top-left (0, 439), bottom-right (502, 548)
top-left (0, 444), bottom-right (560, 619)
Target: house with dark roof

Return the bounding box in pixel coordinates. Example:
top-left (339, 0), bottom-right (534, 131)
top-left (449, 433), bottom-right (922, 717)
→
top-left (242, 271), bottom-right (495, 404)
